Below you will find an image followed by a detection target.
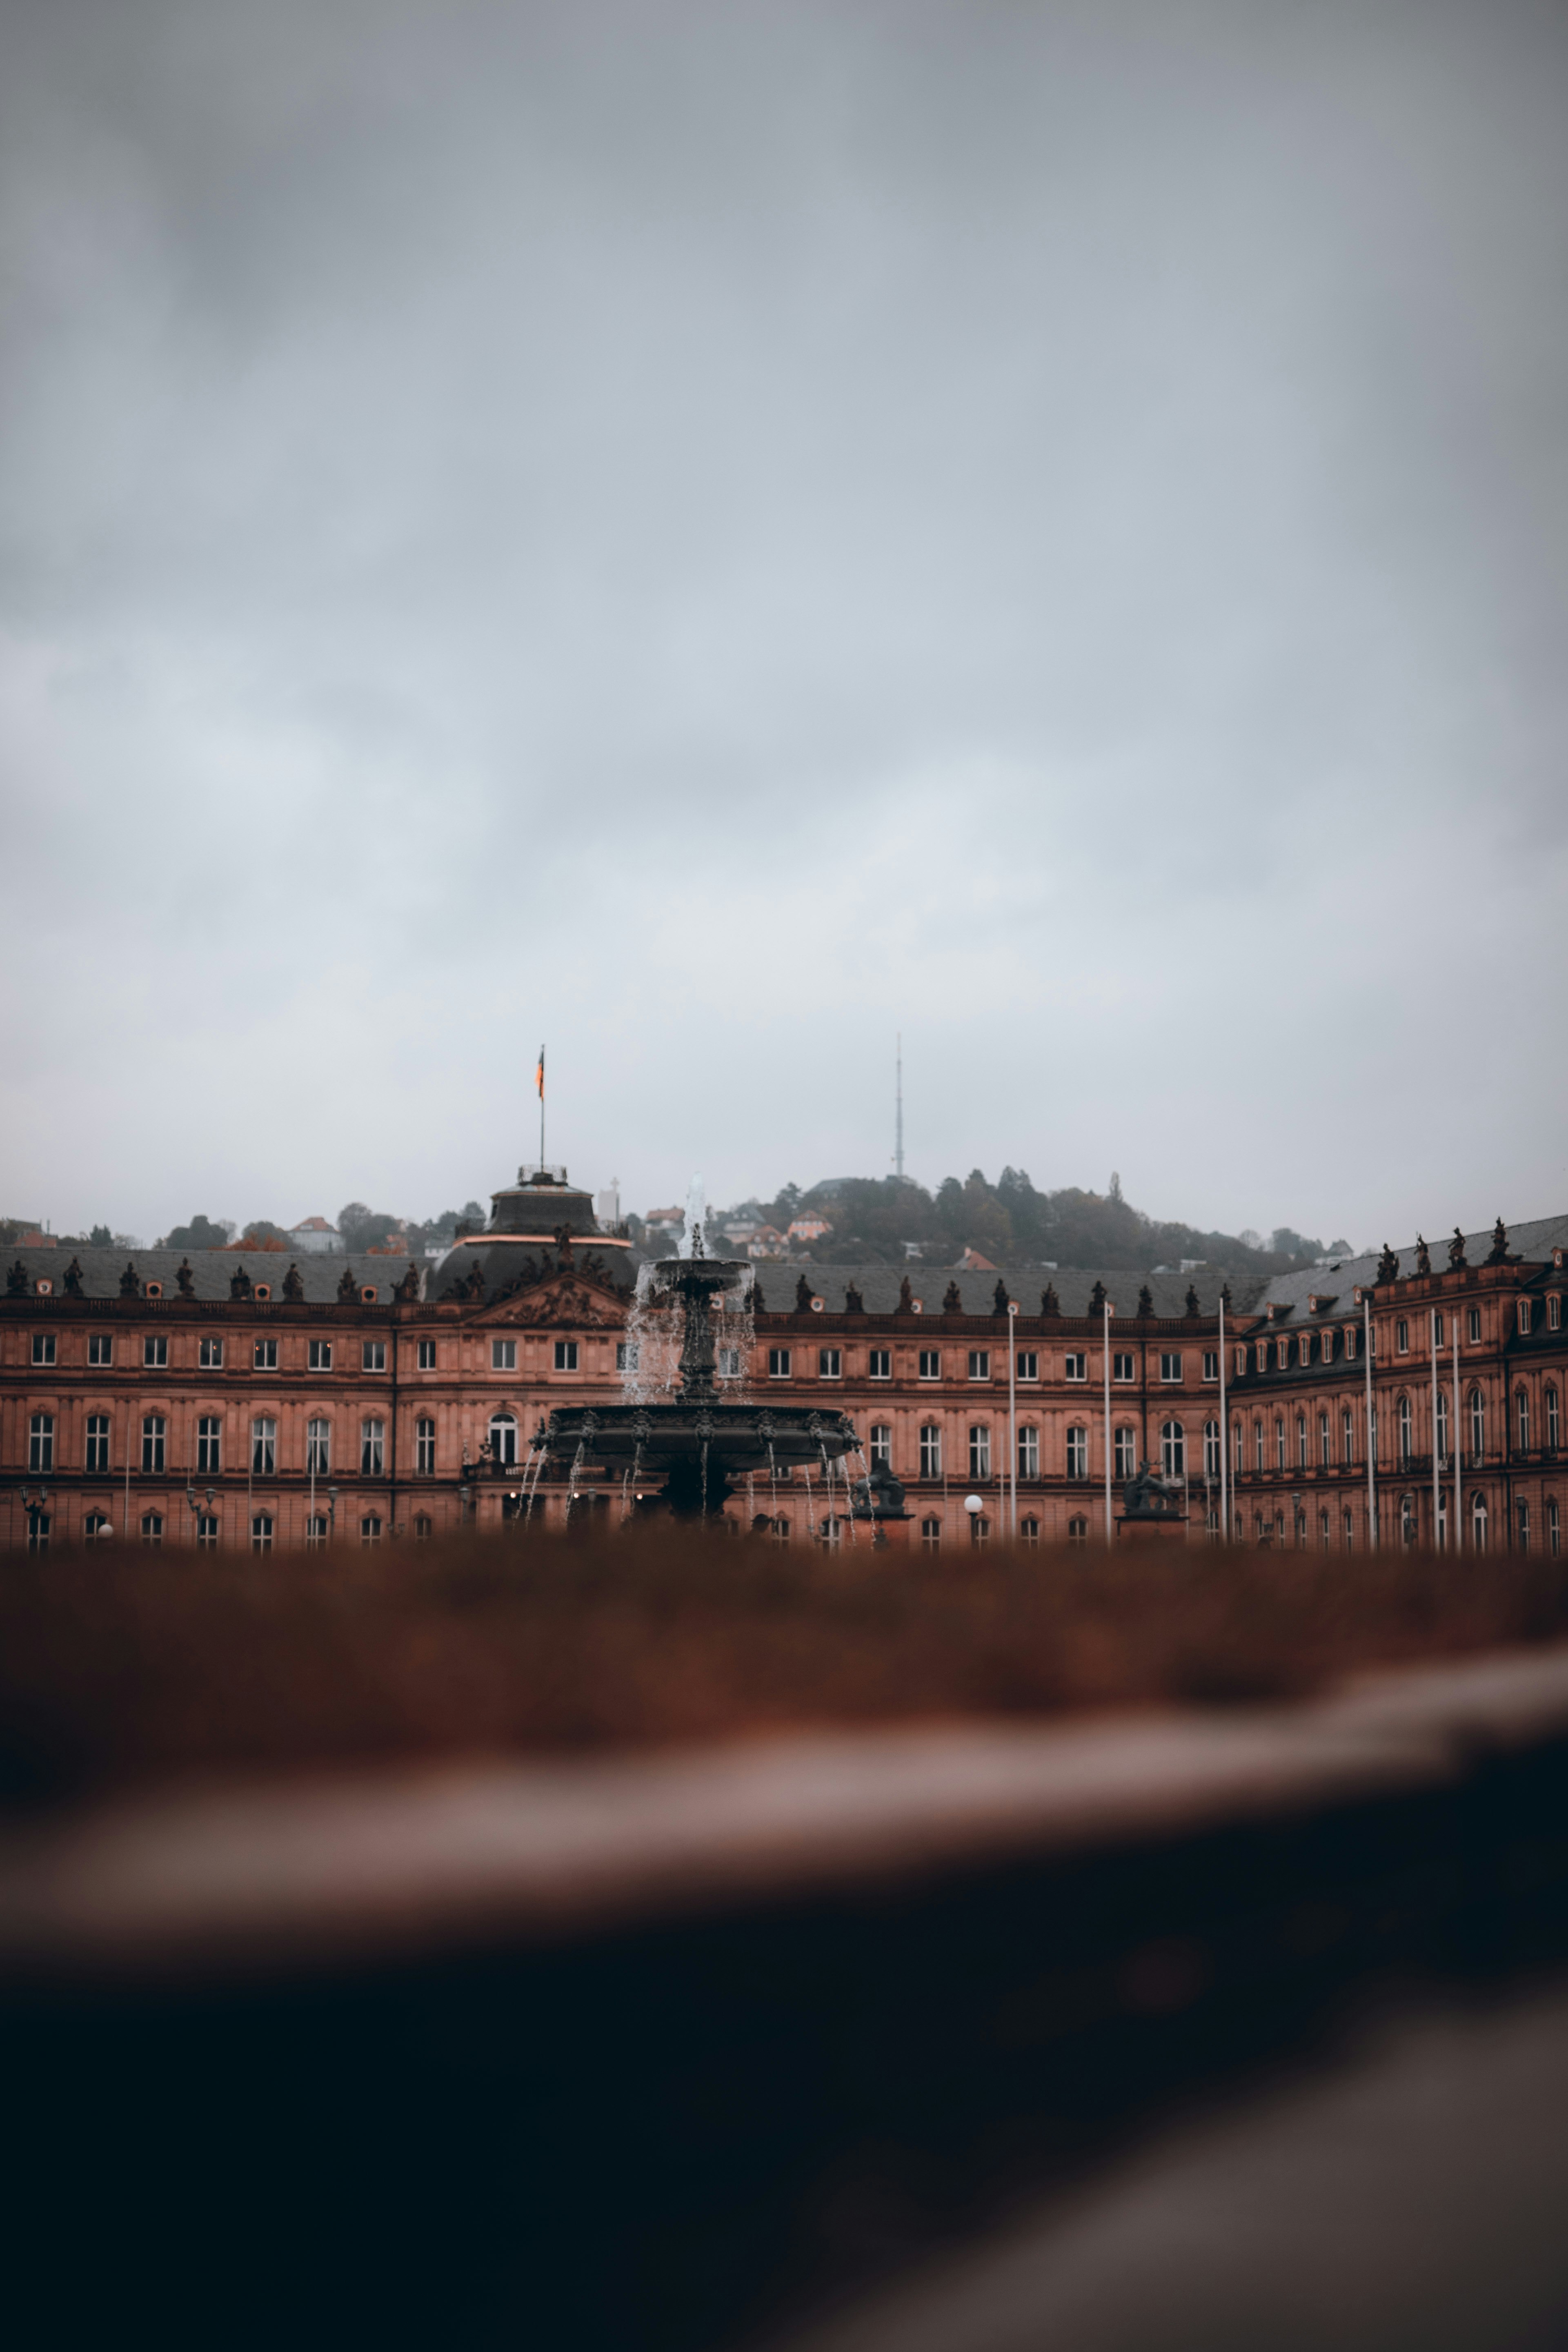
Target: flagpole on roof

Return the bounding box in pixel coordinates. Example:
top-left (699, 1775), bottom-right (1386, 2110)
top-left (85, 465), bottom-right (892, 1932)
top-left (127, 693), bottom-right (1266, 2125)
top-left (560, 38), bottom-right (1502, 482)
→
top-left (536, 1044), bottom-right (546, 1172)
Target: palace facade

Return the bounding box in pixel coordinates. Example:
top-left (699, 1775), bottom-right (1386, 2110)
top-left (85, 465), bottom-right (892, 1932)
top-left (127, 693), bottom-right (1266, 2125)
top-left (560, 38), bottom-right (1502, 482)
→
top-left (3, 1165), bottom-right (1565, 1556)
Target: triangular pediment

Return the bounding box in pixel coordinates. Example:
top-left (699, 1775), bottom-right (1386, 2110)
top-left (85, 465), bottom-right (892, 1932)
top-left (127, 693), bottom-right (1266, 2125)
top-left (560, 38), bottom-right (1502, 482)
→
top-left (476, 1266), bottom-right (627, 1328)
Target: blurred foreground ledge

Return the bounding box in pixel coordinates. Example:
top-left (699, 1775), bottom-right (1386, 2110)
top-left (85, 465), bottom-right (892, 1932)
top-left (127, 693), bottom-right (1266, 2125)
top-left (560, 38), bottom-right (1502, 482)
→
top-left (7, 1647), bottom-right (1568, 2350)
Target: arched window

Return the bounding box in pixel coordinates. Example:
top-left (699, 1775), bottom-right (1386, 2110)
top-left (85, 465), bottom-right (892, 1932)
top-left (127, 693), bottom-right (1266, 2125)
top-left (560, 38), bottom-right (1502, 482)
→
top-left (307, 1418), bottom-right (331, 1474)
top-left (1020, 1516), bottom-right (1040, 1545)
top-left (1017, 1426), bottom-right (1039, 1478)
top-left (1319, 1509), bottom-right (1331, 1549)
top-left (1115, 1427), bottom-right (1137, 1479)
top-left (1342, 1407), bottom-right (1354, 1466)
top-left (1471, 1491), bottom-right (1488, 1551)
top-left (1400, 1493), bottom-right (1415, 1546)
top-left (919, 1425), bottom-right (942, 1478)
top-left (1296, 1412), bottom-right (1308, 1469)
top-left (141, 1415), bottom-right (165, 1473)
top-left (969, 1513), bottom-right (990, 1546)
top-left (1550, 1498), bottom-right (1561, 1557)
top-left (1470, 1389), bottom-right (1486, 1460)
top-left (1343, 1509), bottom-right (1354, 1550)
top-left (140, 1511), bottom-right (164, 1546)
top-left (869, 1424), bottom-right (892, 1469)
top-left (1203, 1420), bottom-right (1220, 1477)
top-left (86, 1415), bottom-right (112, 1474)
top-left (1318, 1412), bottom-right (1330, 1466)
top-left (1517, 1390), bottom-right (1531, 1451)
top-left (414, 1514), bottom-right (432, 1542)
top-left (196, 1513), bottom-right (219, 1549)
top-left (1436, 1391), bottom-right (1449, 1461)
top-left (1065, 1427), bottom-right (1088, 1479)
top-left (361, 1418), bottom-right (385, 1476)
top-left (361, 1515), bottom-right (383, 1544)
top-left (1548, 1387), bottom-right (1560, 1452)
top-left (920, 1516), bottom-right (941, 1548)
top-left (1274, 1417), bottom-right (1285, 1471)
top-left (489, 1412), bottom-right (518, 1466)
top-left (773, 1517), bottom-right (792, 1542)
top-left (1232, 1419), bottom-right (1243, 1474)
top-left (1397, 1397), bottom-right (1412, 1464)
top-left (1253, 1421), bottom-right (1264, 1471)
top-left (1161, 1420), bottom-right (1185, 1478)
top-left (1518, 1500), bottom-right (1531, 1553)
top-left (306, 1514), bottom-right (329, 1548)
top-left (85, 1512), bottom-right (112, 1543)
top-left (1068, 1516), bottom-right (1088, 1545)
top-left (968, 1426), bottom-right (991, 1479)
top-left (416, 1417), bottom-right (435, 1474)
top-left (251, 1513), bottom-right (274, 1552)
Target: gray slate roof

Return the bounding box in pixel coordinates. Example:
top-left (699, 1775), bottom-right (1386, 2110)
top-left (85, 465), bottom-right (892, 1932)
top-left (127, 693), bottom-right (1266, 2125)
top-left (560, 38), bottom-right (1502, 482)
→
top-left (747, 1264), bottom-right (1264, 1320)
top-left (1252, 1214), bottom-right (1568, 1317)
top-left (2, 1246), bottom-right (422, 1305)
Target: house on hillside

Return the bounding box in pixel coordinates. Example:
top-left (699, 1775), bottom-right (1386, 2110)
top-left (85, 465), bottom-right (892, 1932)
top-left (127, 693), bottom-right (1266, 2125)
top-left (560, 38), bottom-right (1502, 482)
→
top-left (287, 1217), bottom-right (342, 1255)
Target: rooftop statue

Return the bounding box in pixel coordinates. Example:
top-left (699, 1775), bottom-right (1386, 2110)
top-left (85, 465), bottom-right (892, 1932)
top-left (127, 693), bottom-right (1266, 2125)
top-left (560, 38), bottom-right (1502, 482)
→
top-left (1122, 1460), bottom-right (1184, 1519)
top-left (1448, 1227), bottom-right (1468, 1270)
top-left (1415, 1235), bottom-right (1431, 1276)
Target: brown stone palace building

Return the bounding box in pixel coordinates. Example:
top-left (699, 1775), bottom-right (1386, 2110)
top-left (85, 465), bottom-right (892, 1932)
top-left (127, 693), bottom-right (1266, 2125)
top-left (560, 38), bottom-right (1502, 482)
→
top-left (3, 1162), bottom-right (1565, 1555)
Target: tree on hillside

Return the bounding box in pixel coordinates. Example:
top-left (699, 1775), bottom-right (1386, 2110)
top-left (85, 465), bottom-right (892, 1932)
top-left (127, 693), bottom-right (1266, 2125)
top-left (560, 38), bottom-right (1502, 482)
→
top-left (337, 1202), bottom-right (406, 1253)
top-left (162, 1215), bottom-right (235, 1252)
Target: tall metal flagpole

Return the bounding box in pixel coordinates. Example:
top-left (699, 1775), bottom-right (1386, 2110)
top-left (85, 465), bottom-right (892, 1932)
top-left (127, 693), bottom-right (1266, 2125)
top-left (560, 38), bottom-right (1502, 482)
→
top-left (1431, 1306), bottom-right (1441, 1549)
top-left (537, 1043), bottom-right (546, 1170)
top-left (1218, 1288), bottom-right (1228, 1543)
top-left (1365, 1294), bottom-right (1377, 1549)
top-left (1008, 1299), bottom-right (1018, 1540)
top-left (1103, 1300), bottom-right (1113, 1546)
top-left (1453, 1313), bottom-right (1462, 1553)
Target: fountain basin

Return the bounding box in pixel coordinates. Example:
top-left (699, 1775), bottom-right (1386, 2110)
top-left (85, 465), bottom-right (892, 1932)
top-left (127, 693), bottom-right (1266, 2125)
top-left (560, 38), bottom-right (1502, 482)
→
top-left (539, 1401), bottom-right (862, 1484)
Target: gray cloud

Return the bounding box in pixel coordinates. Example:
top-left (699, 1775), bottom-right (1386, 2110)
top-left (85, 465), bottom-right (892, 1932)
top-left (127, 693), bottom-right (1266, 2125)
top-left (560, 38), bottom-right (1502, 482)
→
top-left (2, 0), bottom-right (1566, 1241)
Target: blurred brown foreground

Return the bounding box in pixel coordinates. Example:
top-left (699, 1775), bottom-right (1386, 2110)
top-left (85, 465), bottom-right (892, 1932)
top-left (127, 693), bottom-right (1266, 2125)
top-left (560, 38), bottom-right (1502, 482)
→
top-left (3, 1528), bottom-right (1568, 2352)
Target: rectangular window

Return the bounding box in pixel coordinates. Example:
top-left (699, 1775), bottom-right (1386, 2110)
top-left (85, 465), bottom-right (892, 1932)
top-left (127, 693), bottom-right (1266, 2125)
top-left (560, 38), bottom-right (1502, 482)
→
top-left (88, 1333), bottom-right (113, 1366)
top-left (1160, 1352), bottom-right (1183, 1383)
top-left (1299, 1335), bottom-right (1314, 1368)
top-left (251, 1416), bottom-right (276, 1475)
top-left (199, 1336), bottom-right (225, 1369)
top-left (768, 1348), bottom-right (792, 1378)
top-left (141, 1415), bottom-right (165, 1473)
top-left (868, 1348), bottom-right (891, 1379)
top-left (869, 1424), bottom-right (892, 1469)
top-left (197, 1416), bottom-right (222, 1474)
top-left (1468, 1307), bottom-right (1481, 1343)
top-left (363, 1339), bottom-right (387, 1372)
top-left (196, 1514), bottom-right (219, 1549)
top-left (918, 1349), bottom-right (941, 1380)
top-left (616, 1340), bottom-right (640, 1373)
top-left (251, 1513), bottom-right (274, 1553)
top-left (1112, 1353), bottom-right (1134, 1382)
top-left (1518, 1300), bottom-right (1532, 1336)
top-left (1065, 1353), bottom-right (1087, 1381)
top-left (1319, 1412), bottom-right (1331, 1466)
top-left (718, 1347), bottom-right (742, 1378)
top-left (1204, 1421), bottom-right (1221, 1477)
top-left (306, 1418), bottom-right (331, 1475)
top-left (252, 1338), bottom-right (277, 1371)
top-left (142, 1335), bottom-right (169, 1368)
top-left (1432, 1310), bottom-right (1444, 1346)
top-left (418, 1338), bottom-right (437, 1369)
top-left (919, 1424), bottom-right (942, 1478)
top-left (1519, 1500), bottom-right (1531, 1553)
top-left (361, 1515), bottom-right (383, 1546)
top-left (1202, 1351), bottom-right (1219, 1382)
top-left (1115, 1427), bottom-right (1137, 1478)
top-left (308, 1339), bottom-right (333, 1371)
top-left (1297, 1414), bottom-right (1309, 1468)
top-left (1065, 1427), bottom-right (1088, 1478)
top-left (306, 1515), bottom-right (329, 1548)
top-left (967, 1350), bottom-right (991, 1382)
top-left (1396, 1318), bottom-right (1409, 1354)
top-left (968, 1426), bottom-right (991, 1478)
top-left (1346, 1325), bottom-right (1358, 1360)
top-left (416, 1417), bottom-right (436, 1473)
top-left (1275, 1418), bottom-right (1286, 1470)
top-left (1017, 1426), bottom-right (1039, 1478)
top-left (140, 1512), bottom-right (164, 1546)
top-left (1550, 1295), bottom-right (1562, 1333)
top-left (818, 1348), bottom-right (842, 1379)
top-left (1254, 1422), bottom-right (1264, 1471)
top-left (491, 1339), bottom-right (516, 1371)
top-left (553, 1340), bottom-right (578, 1372)
top-left (85, 1414), bottom-right (111, 1473)
top-left (361, 1418), bottom-right (385, 1476)
top-left (29, 1414), bottom-right (56, 1471)
top-left (1016, 1351), bottom-right (1038, 1382)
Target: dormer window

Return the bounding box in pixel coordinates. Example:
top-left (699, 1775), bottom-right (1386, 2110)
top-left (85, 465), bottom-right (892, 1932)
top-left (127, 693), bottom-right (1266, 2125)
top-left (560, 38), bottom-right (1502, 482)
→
top-left (1518, 1299), bottom-right (1532, 1336)
top-left (1550, 1295), bottom-right (1562, 1333)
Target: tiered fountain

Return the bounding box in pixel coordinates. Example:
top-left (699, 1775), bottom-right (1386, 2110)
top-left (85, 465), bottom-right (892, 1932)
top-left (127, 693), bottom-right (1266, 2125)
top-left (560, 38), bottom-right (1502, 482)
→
top-left (528, 1186), bottom-right (890, 1527)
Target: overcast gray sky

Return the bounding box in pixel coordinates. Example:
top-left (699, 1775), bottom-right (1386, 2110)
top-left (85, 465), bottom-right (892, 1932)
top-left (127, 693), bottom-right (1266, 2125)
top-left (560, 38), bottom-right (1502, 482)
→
top-left (3, 0), bottom-right (1565, 1246)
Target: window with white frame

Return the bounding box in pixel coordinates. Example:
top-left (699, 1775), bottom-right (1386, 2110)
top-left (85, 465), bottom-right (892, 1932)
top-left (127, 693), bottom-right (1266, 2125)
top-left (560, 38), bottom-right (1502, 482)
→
top-left (969, 1513), bottom-right (991, 1547)
top-left (1066, 1426), bottom-right (1088, 1479)
top-left (1232, 1420), bottom-right (1243, 1474)
top-left (492, 1340), bottom-right (516, 1371)
top-left (554, 1340), bottom-right (578, 1372)
top-left (140, 1511), bottom-right (163, 1546)
top-left (1065, 1353), bottom-right (1087, 1381)
top-left (1346, 1325), bottom-right (1357, 1360)
top-left (1204, 1420), bottom-right (1221, 1477)
top-left (27, 1413), bottom-right (53, 1473)
top-left (1202, 1351), bottom-right (1219, 1382)
top-left (308, 1339), bottom-right (333, 1371)
top-left (195, 1513), bottom-right (219, 1548)
top-left (1018, 1425), bottom-right (1039, 1478)
top-left (1400, 1494), bottom-right (1416, 1546)
top-left (1318, 1411), bottom-right (1330, 1466)
top-left (1115, 1427), bottom-right (1137, 1479)
top-left (869, 1425), bottom-right (892, 1469)
top-left (1472, 1492), bottom-right (1488, 1549)
top-left (306, 1418), bottom-right (331, 1475)
top-left (1161, 1420), bottom-right (1185, 1478)
top-left (416, 1417), bottom-right (436, 1473)
top-left (1518, 1389), bottom-right (1532, 1450)
top-left (1550, 1497), bottom-right (1561, 1556)
top-left (1300, 1335), bottom-right (1314, 1368)
top-left (1396, 1319), bottom-right (1408, 1354)
top-left (145, 1335), bottom-right (169, 1369)
top-left (489, 1412), bottom-right (517, 1466)
top-left (1160, 1352), bottom-right (1183, 1383)
top-left (718, 1348), bottom-right (742, 1379)
top-left (1343, 1509), bottom-right (1354, 1550)
top-left (197, 1416), bottom-right (222, 1474)
top-left (1297, 1413), bottom-right (1308, 1469)
top-left (85, 1413), bottom-right (111, 1473)
top-left (1432, 1310), bottom-right (1444, 1346)
top-left (418, 1338), bottom-right (437, 1369)
top-left (968, 1426), bottom-right (991, 1478)
top-left (361, 1418), bottom-right (385, 1476)
top-left (1016, 1351), bottom-right (1039, 1382)
top-left (252, 1338), bottom-right (276, 1371)
top-left (768, 1348), bottom-right (792, 1378)
top-left (30, 1333), bottom-right (56, 1368)
top-left (1547, 1293), bottom-right (1562, 1332)
top-left (1272, 1417), bottom-right (1284, 1469)
top-left (26, 1508), bottom-right (50, 1551)
top-left (1518, 1499), bottom-right (1531, 1552)
top-left (1436, 1391), bottom-right (1449, 1460)
top-left (251, 1416), bottom-right (276, 1475)
top-left (200, 1337), bottom-right (225, 1369)
top-left (1235, 1346), bottom-right (1247, 1379)
top-left (1468, 1307), bottom-right (1481, 1344)
top-left (361, 1515), bottom-right (383, 1545)
top-left (1518, 1300), bottom-right (1533, 1336)
top-left (1397, 1397), bottom-right (1412, 1463)
top-left (921, 1516), bottom-right (941, 1548)
top-left (306, 1515), bottom-right (329, 1548)
top-left (141, 1415), bottom-right (165, 1473)
top-left (413, 1514), bottom-right (431, 1542)
top-left (88, 1333), bottom-right (113, 1367)
top-left (1470, 1388), bottom-right (1486, 1457)
top-left (1112, 1352), bottom-right (1134, 1382)
top-left (919, 1424), bottom-right (942, 1477)
top-left (819, 1348), bottom-right (842, 1379)
top-left (251, 1513), bottom-right (274, 1553)
top-left (1342, 1407), bottom-right (1354, 1465)
top-left (1068, 1515), bottom-right (1088, 1544)
top-left (868, 1348), bottom-right (891, 1379)
top-left (1021, 1515), bottom-right (1040, 1544)
top-left (919, 1349), bottom-right (941, 1380)
top-left (967, 1351), bottom-right (990, 1382)
top-left (1254, 1420), bottom-right (1264, 1471)
top-left (1548, 1386), bottom-right (1560, 1451)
